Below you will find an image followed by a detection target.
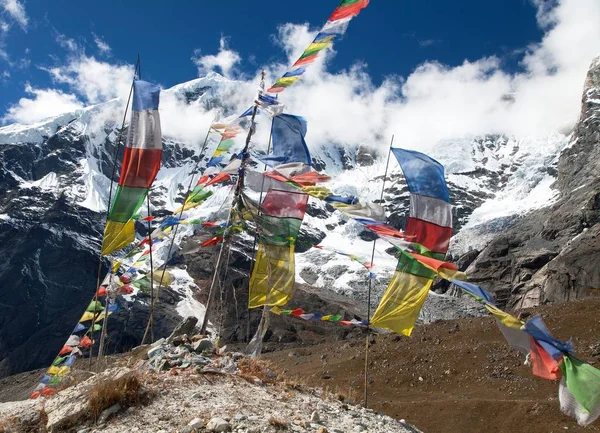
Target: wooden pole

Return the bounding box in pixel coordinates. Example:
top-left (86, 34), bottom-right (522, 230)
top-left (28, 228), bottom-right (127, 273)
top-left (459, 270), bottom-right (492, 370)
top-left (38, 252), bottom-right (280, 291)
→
top-left (364, 135), bottom-right (394, 407)
top-left (201, 70), bottom-right (266, 335)
top-left (89, 55), bottom-right (139, 367)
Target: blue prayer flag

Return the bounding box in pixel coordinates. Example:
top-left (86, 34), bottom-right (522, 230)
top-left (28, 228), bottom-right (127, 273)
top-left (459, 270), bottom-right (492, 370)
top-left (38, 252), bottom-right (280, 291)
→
top-left (391, 148), bottom-right (450, 203)
top-left (260, 114), bottom-right (311, 167)
top-left (324, 195), bottom-right (358, 205)
top-left (524, 315), bottom-right (574, 359)
top-left (450, 280), bottom-right (495, 304)
top-left (132, 80), bottom-right (160, 111)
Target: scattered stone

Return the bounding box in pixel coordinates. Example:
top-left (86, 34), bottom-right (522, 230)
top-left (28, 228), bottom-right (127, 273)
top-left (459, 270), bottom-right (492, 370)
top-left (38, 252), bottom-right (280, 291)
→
top-left (167, 316), bottom-right (198, 343)
top-left (182, 417), bottom-right (204, 433)
top-left (311, 410), bottom-right (320, 423)
top-left (97, 403), bottom-right (122, 424)
top-left (317, 427), bottom-right (329, 433)
top-left (207, 417), bottom-right (231, 432)
top-left (172, 334), bottom-right (190, 346)
top-left (193, 338), bottom-right (214, 353)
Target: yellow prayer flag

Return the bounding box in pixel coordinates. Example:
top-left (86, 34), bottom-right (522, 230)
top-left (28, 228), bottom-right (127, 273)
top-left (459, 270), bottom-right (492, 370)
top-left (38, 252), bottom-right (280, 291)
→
top-left (56, 366), bottom-right (70, 377)
top-left (485, 304), bottom-right (524, 330)
top-left (96, 311), bottom-right (112, 321)
top-left (47, 366), bottom-right (60, 375)
top-left (275, 76), bottom-right (300, 87)
top-left (102, 220), bottom-right (135, 256)
top-left (249, 244), bottom-right (295, 309)
top-left (305, 41), bottom-right (332, 52)
top-left (79, 311), bottom-right (96, 323)
top-left (111, 260), bottom-right (122, 273)
top-left (437, 268), bottom-right (467, 281)
top-left (270, 306), bottom-right (283, 315)
top-left (370, 271), bottom-right (433, 336)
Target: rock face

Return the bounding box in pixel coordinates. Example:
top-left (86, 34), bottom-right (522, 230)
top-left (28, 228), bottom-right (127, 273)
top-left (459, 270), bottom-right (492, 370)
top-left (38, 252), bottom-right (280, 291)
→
top-left (465, 56), bottom-right (600, 307)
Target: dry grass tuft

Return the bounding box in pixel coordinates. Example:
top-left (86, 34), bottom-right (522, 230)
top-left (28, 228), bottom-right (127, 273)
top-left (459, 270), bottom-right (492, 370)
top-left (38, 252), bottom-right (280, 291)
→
top-left (88, 372), bottom-right (152, 422)
top-left (268, 416), bottom-right (288, 430)
top-left (0, 417), bottom-right (18, 433)
top-left (237, 358), bottom-right (278, 383)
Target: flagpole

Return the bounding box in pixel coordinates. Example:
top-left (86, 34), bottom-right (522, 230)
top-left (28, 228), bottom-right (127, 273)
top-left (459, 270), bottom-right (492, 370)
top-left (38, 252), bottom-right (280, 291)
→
top-left (141, 193), bottom-right (156, 345)
top-left (364, 135), bottom-right (394, 407)
top-left (138, 125), bottom-right (213, 345)
top-left (247, 117), bottom-right (274, 343)
top-left (153, 126), bottom-right (213, 300)
top-left (89, 55), bottom-right (140, 368)
top-left (200, 70), bottom-right (266, 335)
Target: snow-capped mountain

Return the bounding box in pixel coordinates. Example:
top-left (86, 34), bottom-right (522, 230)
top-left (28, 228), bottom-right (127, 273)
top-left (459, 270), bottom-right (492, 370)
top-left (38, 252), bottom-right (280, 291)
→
top-left (0, 63), bottom-right (586, 376)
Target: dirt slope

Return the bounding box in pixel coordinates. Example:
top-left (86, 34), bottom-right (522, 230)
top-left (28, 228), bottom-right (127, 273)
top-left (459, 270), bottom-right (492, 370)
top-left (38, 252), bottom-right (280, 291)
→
top-left (264, 298), bottom-right (600, 433)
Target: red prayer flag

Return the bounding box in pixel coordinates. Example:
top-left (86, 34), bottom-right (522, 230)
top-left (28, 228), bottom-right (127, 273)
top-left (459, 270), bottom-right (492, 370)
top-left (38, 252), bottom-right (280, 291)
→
top-left (197, 175), bottom-right (210, 186)
top-left (290, 171), bottom-right (331, 186)
top-left (329, 0), bottom-right (369, 21)
top-left (201, 236), bottom-right (223, 247)
top-left (409, 252), bottom-right (457, 272)
top-left (97, 286), bottom-right (107, 297)
top-left (79, 335), bottom-right (94, 348)
top-left (290, 308), bottom-right (305, 317)
top-left (366, 224), bottom-right (407, 239)
top-left (40, 387), bottom-right (55, 397)
top-left (205, 172), bottom-right (231, 187)
top-left (529, 338), bottom-right (562, 380)
top-left (293, 53), bottom-right (319, 67)
top-left (58, 346), bottom-right (73, 356)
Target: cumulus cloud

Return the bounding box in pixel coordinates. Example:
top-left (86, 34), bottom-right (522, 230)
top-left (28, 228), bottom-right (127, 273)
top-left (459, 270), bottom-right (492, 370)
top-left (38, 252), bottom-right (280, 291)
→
top-left (1, 0), bottom-right (27, 31)
top-left (44, 55), bottom-right (133, 104)
top-left (3, 84), bottom-right (83, 123)
top-left (249, 0), bottom-right (600, 154)
top-left (93, 33), bottom-right (111, 56)
top-left (192, 36), bottom-right (241, 78)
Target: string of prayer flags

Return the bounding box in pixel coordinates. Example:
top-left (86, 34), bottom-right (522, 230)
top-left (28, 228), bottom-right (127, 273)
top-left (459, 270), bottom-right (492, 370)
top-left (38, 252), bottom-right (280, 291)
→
top-left (371, 149), bottom-right (453, 336)
top-left (102, 80), bottom-right (162, 256)
top-left (267, 0), bottom-right (370, 93)
top-left (314, 245), bottom-right (373, 271)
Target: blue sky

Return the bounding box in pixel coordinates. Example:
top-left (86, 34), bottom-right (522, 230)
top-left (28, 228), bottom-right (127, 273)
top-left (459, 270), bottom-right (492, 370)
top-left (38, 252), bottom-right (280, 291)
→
top-left (0, 0), bottom-right (599, 149)
top-left (1, 1), bottom-right (543, 111)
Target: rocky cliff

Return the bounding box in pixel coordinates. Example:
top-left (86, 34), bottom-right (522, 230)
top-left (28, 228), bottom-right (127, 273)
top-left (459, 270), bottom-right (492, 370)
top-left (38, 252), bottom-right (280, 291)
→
top-left (465, 56), bottom-right (600, 308)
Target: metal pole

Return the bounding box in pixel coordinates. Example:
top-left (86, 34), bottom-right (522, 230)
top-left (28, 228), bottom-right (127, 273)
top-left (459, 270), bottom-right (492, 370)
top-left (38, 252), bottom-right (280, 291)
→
top-left (364, 135), bottom-right (394, 407)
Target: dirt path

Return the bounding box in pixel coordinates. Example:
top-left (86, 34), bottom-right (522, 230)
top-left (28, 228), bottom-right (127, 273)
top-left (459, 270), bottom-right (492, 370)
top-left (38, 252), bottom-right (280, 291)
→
top-left (264, 298), bottom-right (600, 433)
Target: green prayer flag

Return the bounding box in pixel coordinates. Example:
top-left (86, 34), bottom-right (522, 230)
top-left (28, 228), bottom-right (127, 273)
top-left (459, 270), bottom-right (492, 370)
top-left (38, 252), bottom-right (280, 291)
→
top-left (559, 355), bottom-right (600, 413)
top-left (52, 356), bottom-right (67, 366)
top-left (86, 300), bottom-right (104, 313)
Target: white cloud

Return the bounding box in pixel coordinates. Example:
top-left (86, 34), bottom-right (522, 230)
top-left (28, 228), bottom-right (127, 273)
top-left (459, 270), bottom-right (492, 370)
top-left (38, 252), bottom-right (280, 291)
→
top-left (250, 0), bottom-right (600, 153)
top-left (44, 55), bottom-right (133, 104)
top-left (3, 84), bottom-right (83, 123)
top-left (1, 0), bottom-right (28, 31)
top-left (93, 33), bottom-right (111, 55)
top-left (55, 33), bottom-right (78, 52)
top-left (192, 36), bottom-right (241, 78)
